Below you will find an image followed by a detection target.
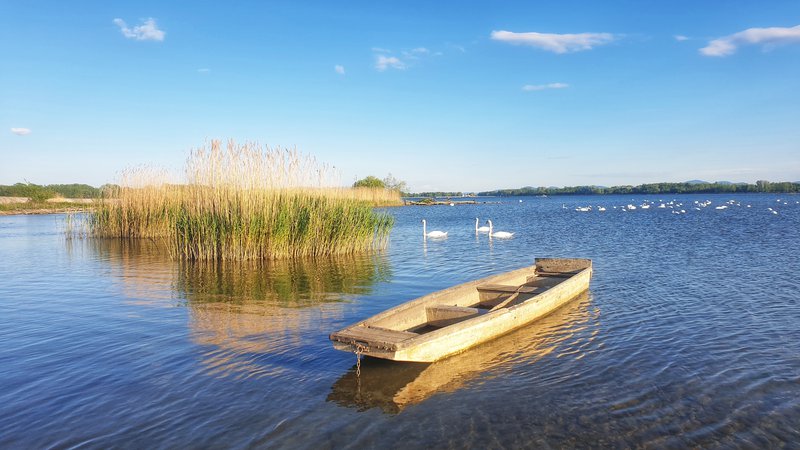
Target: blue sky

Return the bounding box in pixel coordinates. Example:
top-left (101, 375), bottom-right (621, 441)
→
top-left (2, 1), bottom-right (799, 192)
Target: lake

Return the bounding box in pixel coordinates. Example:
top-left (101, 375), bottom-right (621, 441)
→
top-left (1, 194), bottom-right (799, 448)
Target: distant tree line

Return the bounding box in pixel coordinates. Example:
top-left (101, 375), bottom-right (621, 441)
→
top-left (406, 192), bottom-right (465, 198)
top-left (0, 182), bottom-right (105, 201)
top-left (353, 173), bottom-right (407, 193)
top-left (479, 181), bottom-right (800, 196)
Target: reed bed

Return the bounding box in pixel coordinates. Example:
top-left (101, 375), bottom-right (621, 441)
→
top-left (87, 140), bottom-right (398, 260)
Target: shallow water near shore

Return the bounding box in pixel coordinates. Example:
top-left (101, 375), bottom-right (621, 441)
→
top-left (1, 194), bottom-right (799, 448)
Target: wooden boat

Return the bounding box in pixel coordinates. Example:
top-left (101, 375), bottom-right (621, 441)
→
top-left (330, 258), bottom-right (592, 362)
top-left (328, 291), bottom-right (593, 413)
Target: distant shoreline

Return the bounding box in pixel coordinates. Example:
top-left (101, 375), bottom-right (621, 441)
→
top-left (404, 181), bottom-right (800, 198)
top-left (0, 197), bottom-right (94, 216)
top-left (474, 181), bottom-right (800, 197)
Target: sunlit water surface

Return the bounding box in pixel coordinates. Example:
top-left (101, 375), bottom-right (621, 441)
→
top-left (1, 194), bottom-right (799, 448)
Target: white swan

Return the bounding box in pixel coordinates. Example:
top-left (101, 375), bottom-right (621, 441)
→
top-left (422, 219), bottom-right (447, 238)
top-left (475, 218), bottom-right (490, 233)
top-left (487, 220), bottom-right (514, 238)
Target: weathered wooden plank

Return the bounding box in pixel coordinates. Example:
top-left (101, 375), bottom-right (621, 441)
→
top-left (476, 284), bottom-right (539, 294)
top-left (489, 291), bottom-right (525, 312)
top-left (331, 326), bottom-right (418, 350)
top-left (426, 305), bottom-right (484, 327)
top-left (535, 272), bottom-right (574, 278)
top-left (535, 258), bottom-right (591, 273)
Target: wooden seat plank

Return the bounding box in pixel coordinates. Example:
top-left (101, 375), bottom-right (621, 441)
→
top-left (331, 325), bottom-right (418, 350)
top-left (426, 305), bottom-right (485, 328)
top-left (476, 284), bottom-right (539, 294)
top-left (536, 271), bottom-right (575, 278)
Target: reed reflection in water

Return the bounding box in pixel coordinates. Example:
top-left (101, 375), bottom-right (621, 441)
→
top-left (90, 238), bottom-right (391, 379)
top-left (329, 291), bottom-right (598, 414)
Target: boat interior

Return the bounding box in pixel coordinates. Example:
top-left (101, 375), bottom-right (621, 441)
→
top-left (408, 272), bottom-right (570, 333)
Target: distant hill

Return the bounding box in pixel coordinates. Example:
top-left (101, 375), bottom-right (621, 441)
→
top-left (713, 181), bottom-right (747, 186)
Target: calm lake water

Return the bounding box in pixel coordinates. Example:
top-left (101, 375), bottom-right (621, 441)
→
top-left (1, 194), bottom-right (799, 448)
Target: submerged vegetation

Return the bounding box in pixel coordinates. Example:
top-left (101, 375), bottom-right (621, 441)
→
top-left (85, 140), bottom-right (398, 260)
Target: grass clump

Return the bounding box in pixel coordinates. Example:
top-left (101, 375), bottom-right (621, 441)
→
top-left (88, 140), bottom-right (397, 260)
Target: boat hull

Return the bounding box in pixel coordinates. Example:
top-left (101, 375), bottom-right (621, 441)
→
top-left (330, 258), bottom-right (592, 362)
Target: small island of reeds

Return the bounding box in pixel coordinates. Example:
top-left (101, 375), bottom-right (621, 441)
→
top-left (85, 140), bottom-right (399, 260)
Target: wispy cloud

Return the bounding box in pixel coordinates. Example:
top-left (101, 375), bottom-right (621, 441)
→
top-left (113, 18), bottom-right (165, 41)
top-left (334, 65), bottom-right (345, 75)
top-left (372, 46), bottom-right (443, 71)
top-left (491, 30), bottom-right (614, 53)
top-left (11, 128), bottom-right (31, 136)
top-left (375, 55), bottom-right (405, 71)
top-left (522, 83), bottom-right (569, 91)
top-left (197, 68), bottom-right (210, 73)
top-left (447, 43), bottom-right (467, 53)
top-left (674, 35), bottom-right (690, 41)
top-left (700, 24), bottom-right (800, 56)
top-left (401, 47), bottom-right (431, 60)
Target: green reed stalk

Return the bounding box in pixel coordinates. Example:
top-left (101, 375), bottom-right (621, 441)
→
top-left (87, 140), bottom-right (397, 260)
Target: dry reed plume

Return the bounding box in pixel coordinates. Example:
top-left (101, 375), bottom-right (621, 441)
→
top-left (88, 140), bottom-right (398, 260)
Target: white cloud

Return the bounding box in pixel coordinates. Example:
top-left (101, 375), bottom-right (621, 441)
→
top-left (334, 65), bottom-right (345, 75)
top-left (491, 30), bottom-right (614, 54)
top-left (11, 128), bottom-right (31, 135)
top-left (113, 18), bottom-right (165, 41)
top-left (371, 47), bottom-right (392, 53)
top-left (197, 68), bottom-right (210, 73)
top-left (375, 55), bottom-right (405, 71)
top-left (700, 24), bottom-right (800, 56)
top-left (522, 83), bottom-right (569, 91)
top-left (700, 39), bottom-right (736, 56)
top-left (674, 35), bottom-right (689, 41)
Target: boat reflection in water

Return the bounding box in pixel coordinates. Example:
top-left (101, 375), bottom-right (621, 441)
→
top-left (87, 238), bottom-right (391, 378)
top-left (328, 291), bottom-right (597, 414)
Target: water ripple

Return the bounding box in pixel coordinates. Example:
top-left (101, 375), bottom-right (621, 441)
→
top-left (1, 196), bottom-right (799, 448)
